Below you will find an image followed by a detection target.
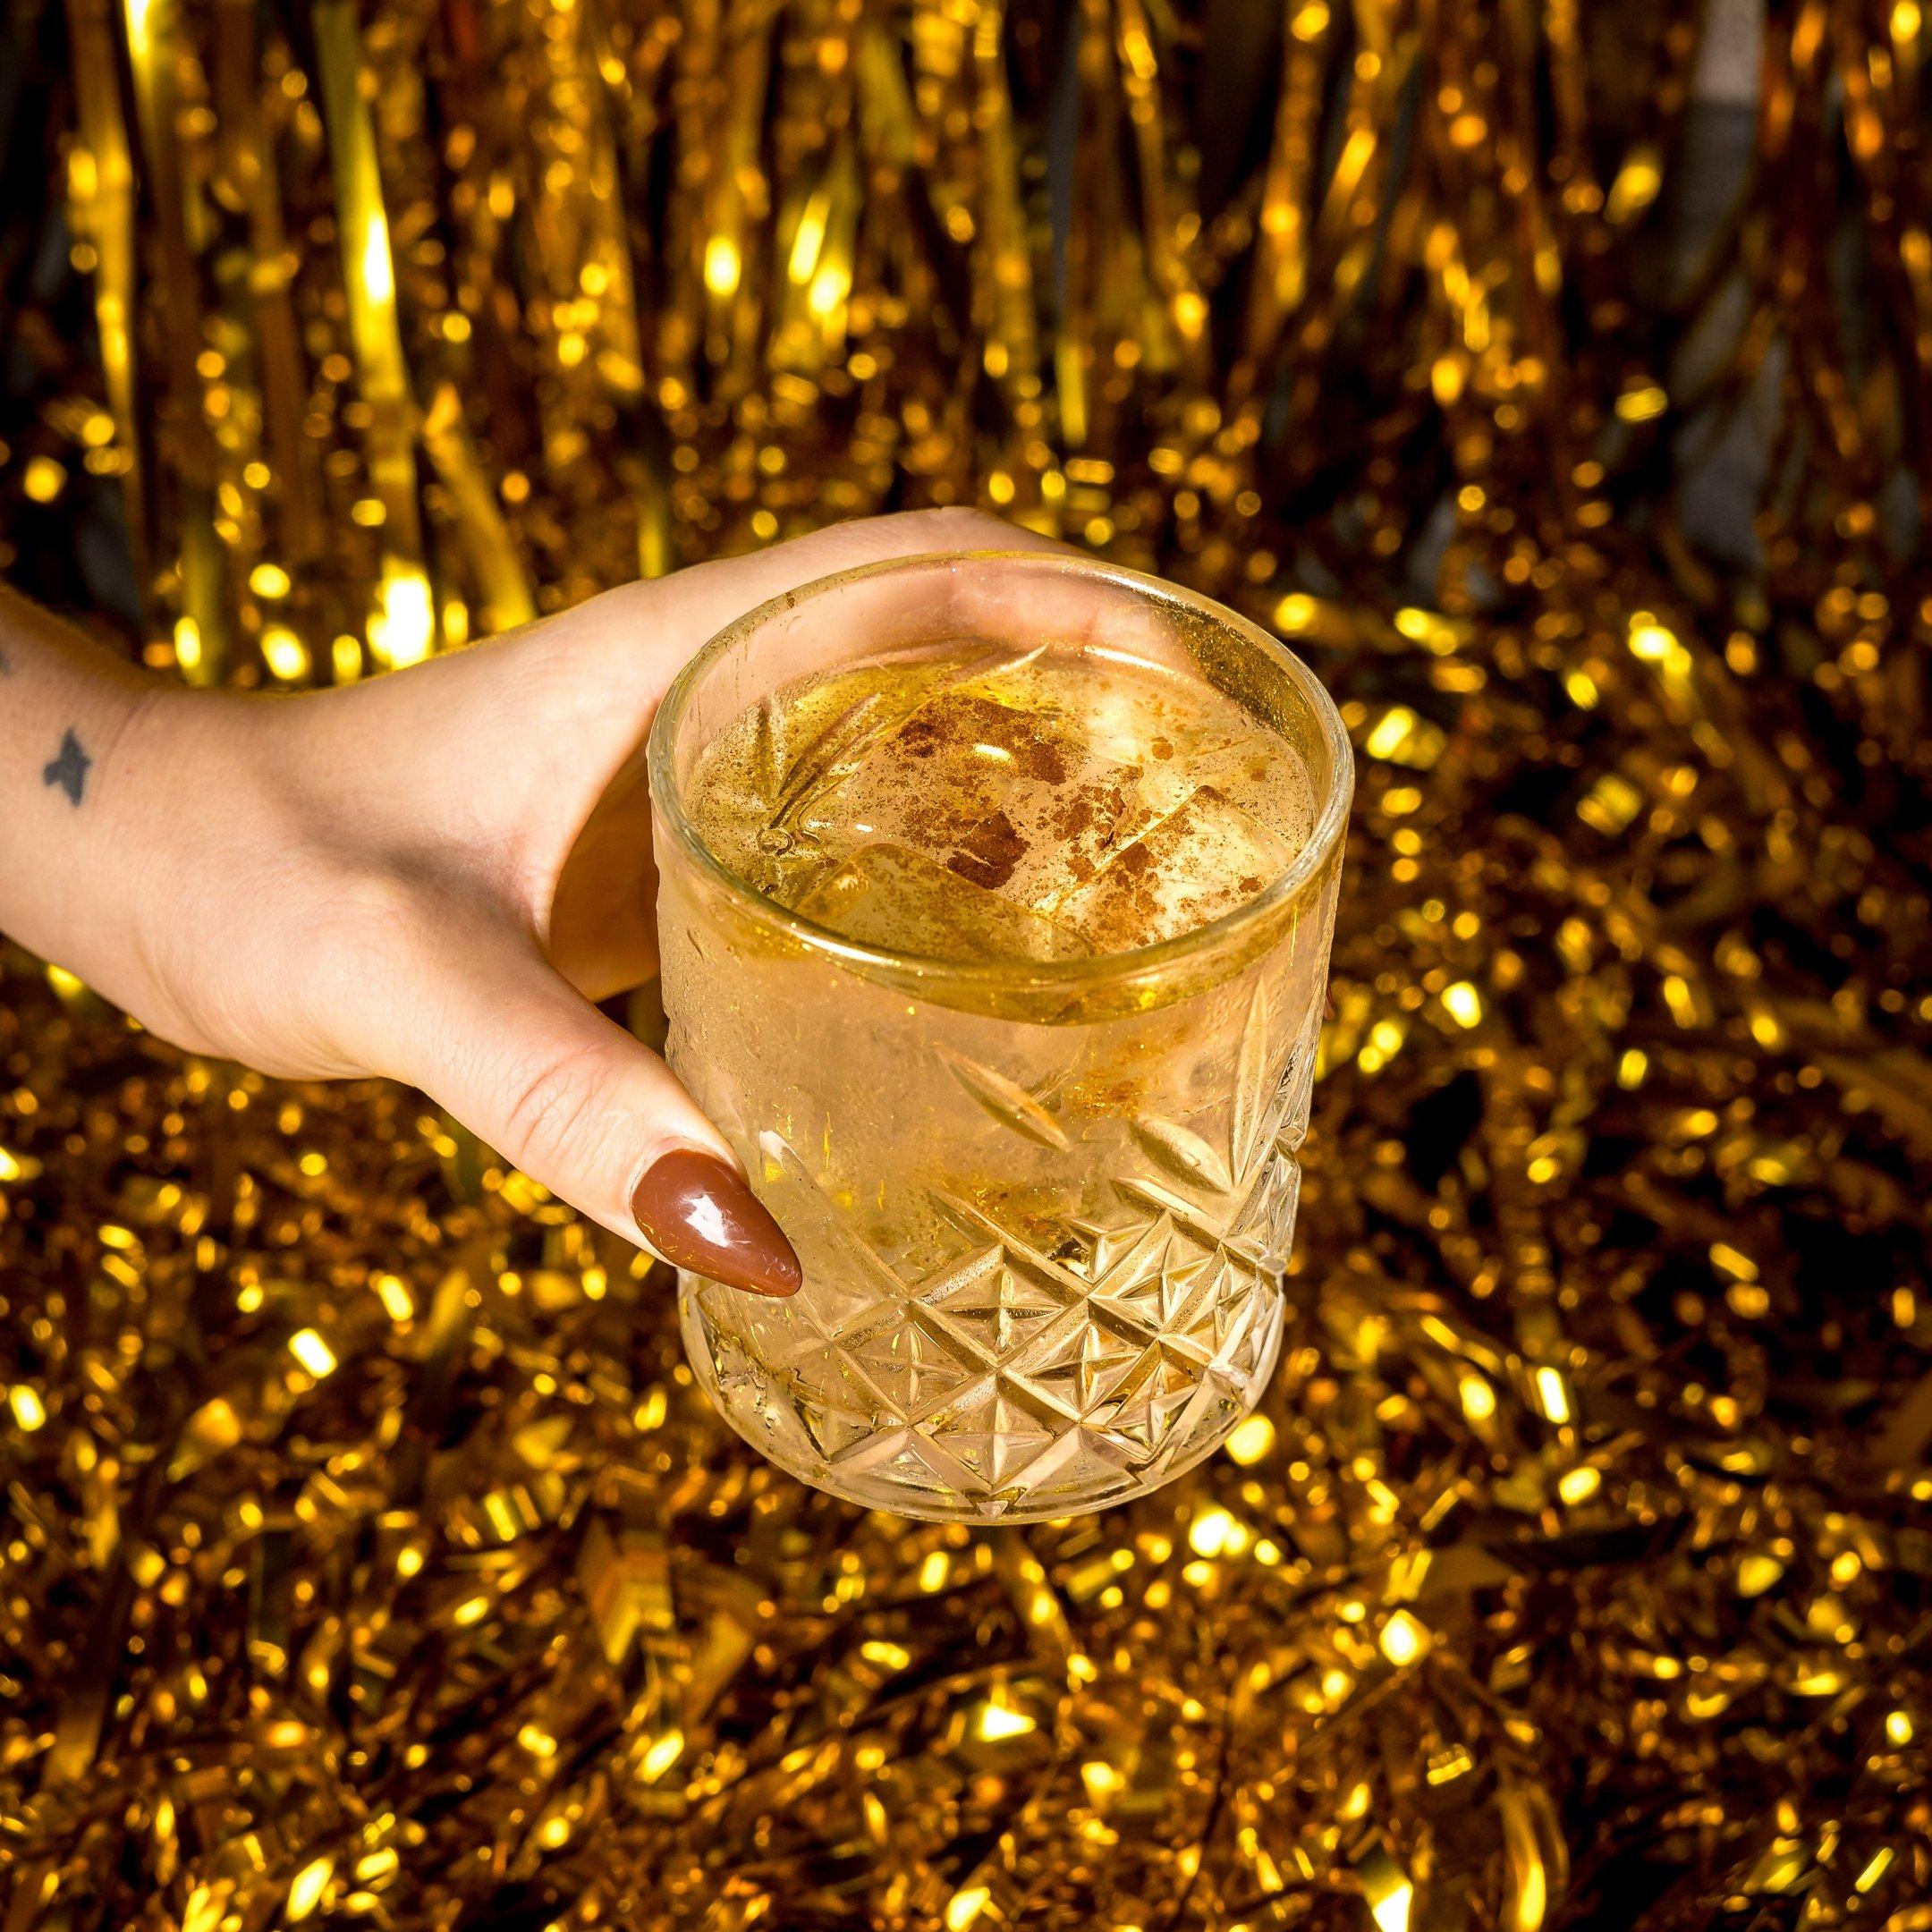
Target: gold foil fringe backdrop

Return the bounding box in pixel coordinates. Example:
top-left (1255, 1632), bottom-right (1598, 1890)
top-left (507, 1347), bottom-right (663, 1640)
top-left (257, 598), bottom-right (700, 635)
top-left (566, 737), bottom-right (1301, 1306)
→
top-left (3, 1), bottom-right (1932, 1929)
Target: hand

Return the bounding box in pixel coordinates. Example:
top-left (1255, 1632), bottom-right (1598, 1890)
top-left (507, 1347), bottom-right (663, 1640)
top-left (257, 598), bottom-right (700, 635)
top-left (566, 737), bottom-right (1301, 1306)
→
top-left (5, 509), bottom-right (1051, 1292)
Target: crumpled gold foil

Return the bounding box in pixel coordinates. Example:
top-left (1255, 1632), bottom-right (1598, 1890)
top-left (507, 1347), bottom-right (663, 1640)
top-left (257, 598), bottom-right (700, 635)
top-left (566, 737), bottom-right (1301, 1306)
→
top-left (4, 1), bottom-right (1932, 1928)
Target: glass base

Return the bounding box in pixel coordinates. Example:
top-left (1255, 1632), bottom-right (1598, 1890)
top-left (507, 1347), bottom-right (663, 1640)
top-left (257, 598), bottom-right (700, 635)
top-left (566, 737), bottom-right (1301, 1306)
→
top-left (676, 1150), bottom-right (1295, 1524)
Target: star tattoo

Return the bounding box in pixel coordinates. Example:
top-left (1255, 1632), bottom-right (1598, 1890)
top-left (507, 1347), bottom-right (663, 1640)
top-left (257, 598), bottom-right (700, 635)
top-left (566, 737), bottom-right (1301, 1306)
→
top-left (43, 727), bottom-right (90, 806)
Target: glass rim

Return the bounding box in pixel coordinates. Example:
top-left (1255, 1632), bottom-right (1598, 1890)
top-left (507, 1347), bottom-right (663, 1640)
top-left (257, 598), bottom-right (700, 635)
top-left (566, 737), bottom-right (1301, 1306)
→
top-left (647, 548), bottom-right (1354, 994)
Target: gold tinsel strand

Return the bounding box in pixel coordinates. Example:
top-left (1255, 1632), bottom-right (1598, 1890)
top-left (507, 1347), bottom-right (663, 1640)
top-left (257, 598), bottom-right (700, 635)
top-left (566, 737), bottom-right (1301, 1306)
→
top-left (3, 1), bottom-right (1932, 1928)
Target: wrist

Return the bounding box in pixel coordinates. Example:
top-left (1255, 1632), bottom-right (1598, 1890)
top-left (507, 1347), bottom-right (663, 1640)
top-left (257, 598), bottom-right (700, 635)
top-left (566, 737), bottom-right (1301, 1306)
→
top-left (0, 592), bottom-right (173, 1000)
top-left (102, 682), bottom-right (297, 1051)
top-left (39, 675), bottom-right (210, 1024)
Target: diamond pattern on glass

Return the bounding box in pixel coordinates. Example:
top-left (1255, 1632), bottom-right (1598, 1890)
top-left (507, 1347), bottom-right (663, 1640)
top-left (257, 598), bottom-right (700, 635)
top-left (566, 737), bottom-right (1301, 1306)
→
top-left (676, 937), bottom-right (1326, 1521)
top-left (683, 1081), bottom-right (1304, 1519)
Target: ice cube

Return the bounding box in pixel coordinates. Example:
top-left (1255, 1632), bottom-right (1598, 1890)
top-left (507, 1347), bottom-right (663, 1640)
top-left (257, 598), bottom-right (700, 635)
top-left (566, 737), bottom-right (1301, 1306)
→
top-left (794, 841), bottom-right (1085, 962)
top-left (801, 687), bottom-right (1146, 905)
top-left (1173, 738), bottom-right (1314, 847)
top-left (1102, 725), bottom-right (1311, 843)
top-left (1044, 785), bottom-right (1297, 951)
top-left (772, 684), bottom-right (928, 834)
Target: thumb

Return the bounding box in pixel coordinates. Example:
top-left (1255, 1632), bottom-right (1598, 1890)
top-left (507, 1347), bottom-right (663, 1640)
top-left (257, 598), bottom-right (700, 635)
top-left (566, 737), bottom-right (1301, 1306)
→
top-left (400, 925), bottom-right (801, 1296)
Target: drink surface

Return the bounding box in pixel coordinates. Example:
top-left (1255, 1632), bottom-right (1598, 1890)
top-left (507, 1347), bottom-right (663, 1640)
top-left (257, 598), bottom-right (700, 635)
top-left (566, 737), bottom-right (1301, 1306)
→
top-left (683, 644), bottom-right (1315, 962)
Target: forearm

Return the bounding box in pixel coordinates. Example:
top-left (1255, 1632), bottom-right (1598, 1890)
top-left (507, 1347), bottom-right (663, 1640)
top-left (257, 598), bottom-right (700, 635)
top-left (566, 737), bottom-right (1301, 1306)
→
top-left (0, 582), bottom-right (175, 1009)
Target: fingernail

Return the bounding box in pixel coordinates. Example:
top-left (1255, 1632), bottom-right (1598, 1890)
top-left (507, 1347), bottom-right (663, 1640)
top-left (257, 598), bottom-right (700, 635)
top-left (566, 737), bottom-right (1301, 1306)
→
top-left (631, 1148), bottom-right (802, 1297)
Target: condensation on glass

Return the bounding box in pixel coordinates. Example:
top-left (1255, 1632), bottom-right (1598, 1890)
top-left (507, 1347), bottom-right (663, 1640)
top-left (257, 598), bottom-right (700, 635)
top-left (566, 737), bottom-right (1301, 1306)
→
top-left (648, 552), bottom-right (1352, 1522)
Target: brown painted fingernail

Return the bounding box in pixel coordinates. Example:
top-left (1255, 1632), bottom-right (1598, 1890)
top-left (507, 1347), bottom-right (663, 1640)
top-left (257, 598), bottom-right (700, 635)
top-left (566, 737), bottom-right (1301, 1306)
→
top-left (631, 1148), bottom-right (802, 1296)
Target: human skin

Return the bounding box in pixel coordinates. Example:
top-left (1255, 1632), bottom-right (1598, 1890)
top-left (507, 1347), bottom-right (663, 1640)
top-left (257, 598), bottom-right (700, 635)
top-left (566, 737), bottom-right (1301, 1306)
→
top-left (0, 507), bottom-right (1054, 1293)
